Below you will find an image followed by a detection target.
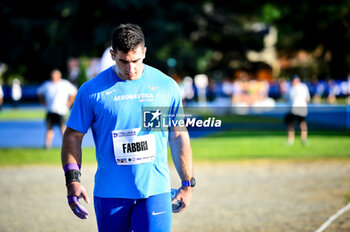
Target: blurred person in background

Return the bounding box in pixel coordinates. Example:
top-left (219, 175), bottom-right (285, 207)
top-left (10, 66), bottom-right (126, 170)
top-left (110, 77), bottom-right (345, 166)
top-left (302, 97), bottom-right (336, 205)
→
top-left (37, 69), bottom-right (77, 149)
top-left (179, 76), bottom-right (195, 105)
top-left (284, 75), bottom-right (310, 145)
top-left (325, 78), bottom-right (340, 104)
top-left (346, 73), bottom-right (350, 105)
top-left (308, 76), bottom-right (321, 104)
top-left (0, 82), bottom-right (3, 111)
top-left (11, 78), bottom-right (22, 108)
top-left (100, 46), bottom-right (115, 72)
top-left (232, 71), bottom-right (250, 106)
top-left (67, 58), bottom-right (80, 87)
top-left (278, 77), bottom-right (289, 100)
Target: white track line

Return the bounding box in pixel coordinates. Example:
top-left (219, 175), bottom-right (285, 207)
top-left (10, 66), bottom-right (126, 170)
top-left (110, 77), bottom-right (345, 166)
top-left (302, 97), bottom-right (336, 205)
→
top-left (315, 203), bottom-right (350, 232)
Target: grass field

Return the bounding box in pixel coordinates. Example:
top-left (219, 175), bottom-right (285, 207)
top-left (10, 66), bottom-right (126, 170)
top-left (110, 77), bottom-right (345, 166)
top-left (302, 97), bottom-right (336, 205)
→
top-left (0, 130), bottom-right (349, 166)
top-left (0, 107), bottom-right (45, 120)
top-left (0, 107), bottom-right (349, 166)
top-left (191, 131), bottom-right (350, 160)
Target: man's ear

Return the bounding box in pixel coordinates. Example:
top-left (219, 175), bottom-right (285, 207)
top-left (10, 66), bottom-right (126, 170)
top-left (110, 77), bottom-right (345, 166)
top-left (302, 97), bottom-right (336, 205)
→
top-left (143, 47), bottom-right (147, 59)
top-left (110, 49), bottom-right (116, 60)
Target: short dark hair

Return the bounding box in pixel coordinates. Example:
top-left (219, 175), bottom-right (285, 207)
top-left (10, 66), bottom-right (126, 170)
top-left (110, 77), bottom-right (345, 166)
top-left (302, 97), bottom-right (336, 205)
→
top-left (111, 24), bottom-right (145, 53)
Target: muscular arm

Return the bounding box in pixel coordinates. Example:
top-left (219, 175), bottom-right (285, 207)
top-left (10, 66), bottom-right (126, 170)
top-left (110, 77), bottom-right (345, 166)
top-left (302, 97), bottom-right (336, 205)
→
top-left (61, 127), bottom-right (90, 219)
top-left (61, 127), bottom-right (84, 166)
top-left (169, 127), bottom-right (193, 181)
top-left (169, 126), bottom-right (193, 212)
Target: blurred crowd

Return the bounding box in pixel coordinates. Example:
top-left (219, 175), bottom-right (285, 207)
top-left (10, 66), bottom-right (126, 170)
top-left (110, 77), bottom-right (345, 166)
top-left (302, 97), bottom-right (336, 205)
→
top-left (1, 56), bottom-right (350, 109)
top-left (176, 71), bottom-right (350, 106)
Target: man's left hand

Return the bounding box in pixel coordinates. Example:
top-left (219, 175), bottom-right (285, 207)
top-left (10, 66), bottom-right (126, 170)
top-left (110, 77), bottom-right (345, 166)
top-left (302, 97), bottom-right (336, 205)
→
top-left (172, 186), bottom-right (192, 213)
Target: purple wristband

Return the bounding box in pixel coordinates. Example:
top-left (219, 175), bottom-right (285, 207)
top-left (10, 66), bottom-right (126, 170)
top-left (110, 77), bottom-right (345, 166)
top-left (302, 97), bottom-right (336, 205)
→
top-left (63, 163), bottom-right (81, 172)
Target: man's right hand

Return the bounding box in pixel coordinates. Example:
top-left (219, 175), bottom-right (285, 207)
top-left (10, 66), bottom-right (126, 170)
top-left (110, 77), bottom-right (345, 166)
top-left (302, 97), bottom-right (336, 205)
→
top-left (66, 182), bottom-right (90, 219)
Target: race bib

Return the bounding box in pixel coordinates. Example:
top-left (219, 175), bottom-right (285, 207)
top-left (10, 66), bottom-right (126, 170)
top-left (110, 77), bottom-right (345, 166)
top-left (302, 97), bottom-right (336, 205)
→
top-left (112, 128), bottom-right (156, 165)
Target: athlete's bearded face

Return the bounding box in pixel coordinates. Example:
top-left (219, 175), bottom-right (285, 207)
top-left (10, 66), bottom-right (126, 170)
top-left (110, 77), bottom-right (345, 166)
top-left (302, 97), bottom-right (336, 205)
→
top-left (111, 45), bottom-right (147, 81)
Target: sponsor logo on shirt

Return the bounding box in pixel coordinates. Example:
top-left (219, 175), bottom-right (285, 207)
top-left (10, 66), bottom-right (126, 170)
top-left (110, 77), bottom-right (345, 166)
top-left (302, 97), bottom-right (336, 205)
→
top-left (113, 130), bottom-right (137, 138)
top-left (105, 90), bottom-right (116, 95)
top-left (148, 86), bottom-right (158, 91)
top-left (113, 93), bottom-right (154, 102)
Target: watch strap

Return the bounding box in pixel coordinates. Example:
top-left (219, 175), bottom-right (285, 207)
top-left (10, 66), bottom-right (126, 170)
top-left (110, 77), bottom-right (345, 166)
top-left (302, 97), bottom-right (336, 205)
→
top-left (182, 177), bottom-right (196, 187)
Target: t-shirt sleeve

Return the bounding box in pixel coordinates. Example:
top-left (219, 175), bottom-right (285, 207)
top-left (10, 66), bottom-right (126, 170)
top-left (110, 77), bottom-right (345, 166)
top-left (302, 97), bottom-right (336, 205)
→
top-left (70, 83), bottom-right (78, 95)
top-left (37, 83), bottom-right (46, 95)
top-left (67, 84), bottom-right (94, 133)
top-left (65, 81), bottom-right (77, 95)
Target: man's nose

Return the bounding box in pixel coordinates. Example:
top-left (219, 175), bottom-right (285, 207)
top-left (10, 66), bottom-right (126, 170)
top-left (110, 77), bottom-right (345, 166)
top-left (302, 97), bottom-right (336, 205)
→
top-left (126, 63), bottom-right (134, 72)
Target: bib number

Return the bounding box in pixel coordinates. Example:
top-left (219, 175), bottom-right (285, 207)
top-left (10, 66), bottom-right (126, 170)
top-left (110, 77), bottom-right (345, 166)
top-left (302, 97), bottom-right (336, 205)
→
top-left (112, 128), bottom-right (156, 165)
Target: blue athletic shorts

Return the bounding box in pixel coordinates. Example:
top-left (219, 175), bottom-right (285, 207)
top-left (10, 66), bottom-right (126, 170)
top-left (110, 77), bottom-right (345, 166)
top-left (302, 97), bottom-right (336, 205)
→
top-left (94, 192), bottom-right (172, 232)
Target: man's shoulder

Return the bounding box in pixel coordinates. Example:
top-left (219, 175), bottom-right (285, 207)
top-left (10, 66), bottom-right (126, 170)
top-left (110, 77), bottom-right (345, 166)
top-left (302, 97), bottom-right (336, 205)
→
top-left (145, 65), bottom-right (177, 86)
top-left (60, 79), bottom-right (75, 86)
top-left (37, 81), bottom-right (50, 92)
top-left (299, 83), bottom-right (309, 91)
top-left (146, 65), bottom-right (169, 78)
top-left (41, 80), bottom-right (51, 86)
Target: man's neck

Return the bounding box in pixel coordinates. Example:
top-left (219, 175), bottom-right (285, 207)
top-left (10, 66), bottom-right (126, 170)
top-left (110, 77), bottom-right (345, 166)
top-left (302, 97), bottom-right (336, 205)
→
top-left (113, 65), bottom-right (144, 81)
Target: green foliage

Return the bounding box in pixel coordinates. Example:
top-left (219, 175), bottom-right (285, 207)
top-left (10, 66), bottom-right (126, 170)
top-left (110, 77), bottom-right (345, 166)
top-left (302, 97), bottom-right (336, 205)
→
top-left (1, 0), bottom-right (350, 81)
top-left (78, 57), bottom-right (89, 87)
top-left (6, 74), bottom-right (25, 85)
top-left (261, 3), bottom-right (282, 23)
top-left (197, 50), bottom-right (214, 73)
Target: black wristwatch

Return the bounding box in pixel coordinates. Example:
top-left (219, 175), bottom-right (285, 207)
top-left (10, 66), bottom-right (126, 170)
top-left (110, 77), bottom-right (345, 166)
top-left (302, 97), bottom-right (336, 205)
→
top-left (182, 177), bottom-right (196, 187)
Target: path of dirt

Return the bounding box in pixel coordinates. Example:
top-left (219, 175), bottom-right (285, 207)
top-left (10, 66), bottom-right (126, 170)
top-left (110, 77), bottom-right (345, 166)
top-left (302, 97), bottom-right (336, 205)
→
top-left (0, 160), bottom-right (349, 232)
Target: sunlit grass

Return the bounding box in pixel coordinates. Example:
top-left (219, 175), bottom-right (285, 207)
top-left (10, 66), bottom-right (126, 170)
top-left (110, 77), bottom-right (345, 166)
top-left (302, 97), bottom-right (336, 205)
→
top-left (1, 131), bottom-right (349, 166)
top-left (0, 108), bottom-right (46, 120)
top-left (0, 148), bottom-right (96, 166)
top-left (190, 131), bottom-right (350, 161)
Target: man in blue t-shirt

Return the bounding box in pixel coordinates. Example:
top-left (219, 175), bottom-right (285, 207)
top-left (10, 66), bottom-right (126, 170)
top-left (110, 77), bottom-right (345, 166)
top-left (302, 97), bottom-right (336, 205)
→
top-left (61, 24), bottom-right (195, 232)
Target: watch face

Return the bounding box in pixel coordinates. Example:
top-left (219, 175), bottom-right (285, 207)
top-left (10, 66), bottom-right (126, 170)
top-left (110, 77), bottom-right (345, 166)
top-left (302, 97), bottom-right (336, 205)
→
top-left (190, 177), bottom-right (196, 187)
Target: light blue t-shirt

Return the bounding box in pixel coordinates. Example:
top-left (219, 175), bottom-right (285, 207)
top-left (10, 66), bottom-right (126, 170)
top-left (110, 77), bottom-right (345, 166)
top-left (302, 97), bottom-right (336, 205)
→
top-left (67, 65), bottom-right (182, 198)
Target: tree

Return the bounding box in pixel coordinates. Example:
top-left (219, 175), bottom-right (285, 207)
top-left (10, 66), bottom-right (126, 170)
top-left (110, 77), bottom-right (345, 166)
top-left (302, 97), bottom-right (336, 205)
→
top-left (1, 0), bottom-right (349, 83)
top-left (259, 1), bottom-right (350, 79)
